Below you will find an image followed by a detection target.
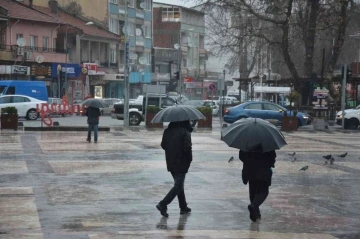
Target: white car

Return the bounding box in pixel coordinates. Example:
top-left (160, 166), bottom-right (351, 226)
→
top-left (203, 100), bottom-right (220, 116)
top-left (336, 109), bottom-right (360, 129)
top-left (0, 95), bottom-right (46, 120)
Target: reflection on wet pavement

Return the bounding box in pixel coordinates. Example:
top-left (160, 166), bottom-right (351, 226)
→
top-left (0, 130), bottom-right (359, 238)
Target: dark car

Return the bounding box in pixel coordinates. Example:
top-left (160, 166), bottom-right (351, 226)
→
top-left (224, 101), bottom-right (310, 126)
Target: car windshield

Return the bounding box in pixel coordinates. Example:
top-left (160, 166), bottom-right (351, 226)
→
top-left (0, 86), bottom-right (6, 95)
top-left (203, 101), bottom-right (215, 107)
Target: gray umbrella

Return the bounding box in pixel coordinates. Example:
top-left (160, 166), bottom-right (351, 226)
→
top-left (151, 104), bottom-right (206, 123)
top-left (221, 118), bottom-right (287, 152)
top-left (83, 99), bottom-right (107, 108)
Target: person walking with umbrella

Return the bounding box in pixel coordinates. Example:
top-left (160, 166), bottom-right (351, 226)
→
top-left (84, 99), bottom-right (106, 143)
top-left (151, 105), bottom-right (206, 217)
top-left (221, 118), bottom-right (286, 222)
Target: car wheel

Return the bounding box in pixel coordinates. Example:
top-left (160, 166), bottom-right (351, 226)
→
top-left (190, 120), bottom-right (197, 127)
top-left (347, 118), bottom-right (359, 130)
top-left (26, 109), bottom-right (38, 120)
top-left (129, 113), bottom-right (141, 126)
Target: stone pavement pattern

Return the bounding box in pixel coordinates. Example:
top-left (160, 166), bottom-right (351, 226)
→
top-left (0, 129), bottom-right (359, 239)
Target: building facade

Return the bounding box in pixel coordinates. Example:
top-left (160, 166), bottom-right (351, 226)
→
top-left (0, 0), bottom-right (66, 96)
top-left (153, 2), bottom-right (207, 99)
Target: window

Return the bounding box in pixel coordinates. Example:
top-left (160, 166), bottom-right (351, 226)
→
top-left (110, 49), bottom-right (117, 63)
top-left (43, 37), bottom-right (49, 51)
top-left (244, 103), bottom-right (262, 110)
top-left (30, 35), bottom-right (38, 50)
top-left (144, 0), bottom-right (151, 10)
top-left (128, 22), bottom-right (135, 36)
top-left (109, 18), bottom-right (119, 34)
top-left (199, 35), bottom-right (205, 49)
top-left (16, 34), bottom-right (23, 40)
top-left (143, 52), bottom-right (151, 65)
top-left (6, 86), bottom-right (15, 95)
top-left (0, 96), bottom-right (11, 104)
top-left (13, 96), bottom-right (30, 103)
top-left (143, 25), bottom-right (151, 38)
top-left (182, 58), bottom-right (187, 67)
top-left (162, 7), bottom-right (180, 22)
top-left (109, 0), bottom-right (117, 3)
top-left (53, 38), bottom-right (57, 52)
top-left (128, 0), bottom-right (135, 8)
top-left (263, 103), bottom-right (282, 111)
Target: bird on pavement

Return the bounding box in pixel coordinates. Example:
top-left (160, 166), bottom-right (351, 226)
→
top-left (291, 157), bottom-right (297, 162)
top-left (288, 152), bottom-right (296, 156)
top-left (323, 154), bottom-right (332, 160)
top-left (330, 157), bottom-right (335, 165)
top-left (299, 165), bottom-right (309, 171)
top-left (337, 152), bottom-right (348, 158)
top-left (228, 156), bottom-right (234, 163)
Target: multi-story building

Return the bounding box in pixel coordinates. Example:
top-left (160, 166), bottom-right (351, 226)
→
top-left (34, 0), bottom-right (153, 98)
top-left (153, 2), bottom-right (207, 99)
top-left (0, 0), bottom-right (66, 95)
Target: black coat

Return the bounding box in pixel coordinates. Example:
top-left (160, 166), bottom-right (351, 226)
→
top-left (86, 107), bottom-right (101, 124)
top-left (161, 122), bottom-right (192, 173)
top-left (239, 150), bottom-right (276, 186)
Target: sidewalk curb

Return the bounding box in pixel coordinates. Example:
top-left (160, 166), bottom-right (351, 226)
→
top-left (23, 127), bottom-right (110, 132)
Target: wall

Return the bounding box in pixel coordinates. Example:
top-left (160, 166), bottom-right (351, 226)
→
top-left (153, 8), bottom-right (180, 48)
top-left (33, 0), bottom-right (108, 26)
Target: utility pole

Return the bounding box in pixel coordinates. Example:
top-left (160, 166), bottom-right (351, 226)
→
top-left (123, 1), bottom-right (130, 127)
top-left (341, 64), bottom-right (346, 129)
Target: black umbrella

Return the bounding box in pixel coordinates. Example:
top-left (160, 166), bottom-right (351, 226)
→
top-left (151, 104), bottom-right (206, 123)
top-left (83, 99), bottom-right (107, 108)
top-left (221, 118), bottom-right (287, 152)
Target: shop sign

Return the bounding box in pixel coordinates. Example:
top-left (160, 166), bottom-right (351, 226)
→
top-left (12, 65), bottom-right (29, 75)
top-left (51, 63), bottom-right (80, 78)
top-left (31, 65), bottom-right (51, 76)
top-left (82, 63), bottom-right (106, 75)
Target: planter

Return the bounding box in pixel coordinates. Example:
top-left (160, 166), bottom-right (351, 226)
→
top-left (281, 116), bottom-right (298, 131)
top-left (197, 113), bottom-right (212, 128)
top-left (145, 113), bottom-right (163, 128)
top-left (1, 114), bottom-right (18, 130)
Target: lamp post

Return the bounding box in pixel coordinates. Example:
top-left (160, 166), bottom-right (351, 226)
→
top-left (123, 1), bottom-right (130, 127)
top-left (63, 22), bottom-right (93, 100)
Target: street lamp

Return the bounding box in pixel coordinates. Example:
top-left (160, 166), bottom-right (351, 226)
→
top-left (63, 21), bottom-right (94, 100)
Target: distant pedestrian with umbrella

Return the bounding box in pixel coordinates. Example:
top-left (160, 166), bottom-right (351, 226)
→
top-left (153, 105), bottom-right (205, 217)
top-left (221, 118), bottom-right (287, 222)
top-left (83, 99), bottom-right (106, 143)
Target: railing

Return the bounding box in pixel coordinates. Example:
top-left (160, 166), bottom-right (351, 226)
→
top-left (0, 44), bottom-right (66, 54)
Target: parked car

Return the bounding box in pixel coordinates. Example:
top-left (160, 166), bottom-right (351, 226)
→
top-left (0, 95), bottom-right (46, 120)
top-left (182, 100), bottom-right (219, 116)
top-left (336, 108), bottom-right (360, 129)
top-left (78, 98), bottom-right (109, 116)
top-left (224, 101), bottom-right (310, 126)
top-left (102, 98), bottom-right (122, 115)
top-left (112, 95), bottom-right (176, 125)
top-left (0, 80), bottom-right (48, 101)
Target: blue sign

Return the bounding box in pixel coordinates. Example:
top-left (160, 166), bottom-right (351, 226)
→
top-left (51, 63), bottom-right (80, 78)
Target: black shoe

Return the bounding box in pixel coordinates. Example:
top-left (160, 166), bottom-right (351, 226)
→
top-left (248, 205), bottom-right (257, 222)
top-left (86, 138), bottom-right (91, 143)
top-left (94, 141), bottom-right (97, 143)
top-left (156, 204), bottom-right (169, 217)
top-left (255, 207), bottom-right (261, 220)
top-left (180, 206), bottom-right (191, 214)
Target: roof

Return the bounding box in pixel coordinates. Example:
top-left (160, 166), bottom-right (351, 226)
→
top-left (0, 0), bottom-right (62, 24)
top-left (34, 6), bottom-right (120, 41)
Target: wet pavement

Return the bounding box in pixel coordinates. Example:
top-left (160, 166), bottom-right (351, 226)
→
top-left (0, 128), bottom-right (360, 239)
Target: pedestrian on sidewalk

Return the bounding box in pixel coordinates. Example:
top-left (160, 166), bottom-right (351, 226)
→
top-left (239, 144), bottom-right (276, 222)
top-left (85, 106), bottom-right (101, 143)
top-left (156, 120), bottom-right (193, 217)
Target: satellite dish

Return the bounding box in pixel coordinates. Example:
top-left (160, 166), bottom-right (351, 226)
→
top-left (174, 43), bottom-right (180, 49)
top-left (139, 56), bottom-right (146, 65)
top-left (16, 38), bottom-right (26, 47)
top-left (136, 28), bottom-right (142, 36)
top-left (122, 25), bottom-right (131, 34)
top-left (140, 2), bottom-right (146, 9)
top-left (36, 55), bottom-right (44, 64)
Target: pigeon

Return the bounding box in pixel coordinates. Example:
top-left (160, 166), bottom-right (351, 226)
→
top-left (337, 152), bottom-right (348, 158)
top-left (323, 155), bottom-right (332, 160)
top-left (291, 157), bottom-right (297, 162)
top-left (322, 160), bottom-right (328, 166)
top-left (330, 157), bottom-right (335, 165)
top-left (288, 152), bottom-right (296, 156)
top-left (228, 156), bottom-right (234, 163)
top-left (299, 165), bottom-right (309, 171)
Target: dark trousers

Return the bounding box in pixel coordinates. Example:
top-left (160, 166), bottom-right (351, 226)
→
top-left (159, 172), bottom-right (187, 209)
top-left (87, 124), bottom-right (98, 142)
top-left (249, 180), bottom-right (269, 208)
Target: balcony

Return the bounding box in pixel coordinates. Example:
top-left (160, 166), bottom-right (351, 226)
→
top-left (181, 46), bottom-right (188, 54)
top-left (0, 45), bottom-right (67, 63)
top-left (199, 48), bottom-right (207, 57)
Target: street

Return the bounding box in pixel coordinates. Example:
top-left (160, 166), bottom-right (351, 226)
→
top-left (0, 127), bottom-right (359, 239)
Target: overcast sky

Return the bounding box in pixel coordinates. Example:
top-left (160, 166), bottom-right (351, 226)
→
top-left (154, 0), bottom-right (198, 7)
